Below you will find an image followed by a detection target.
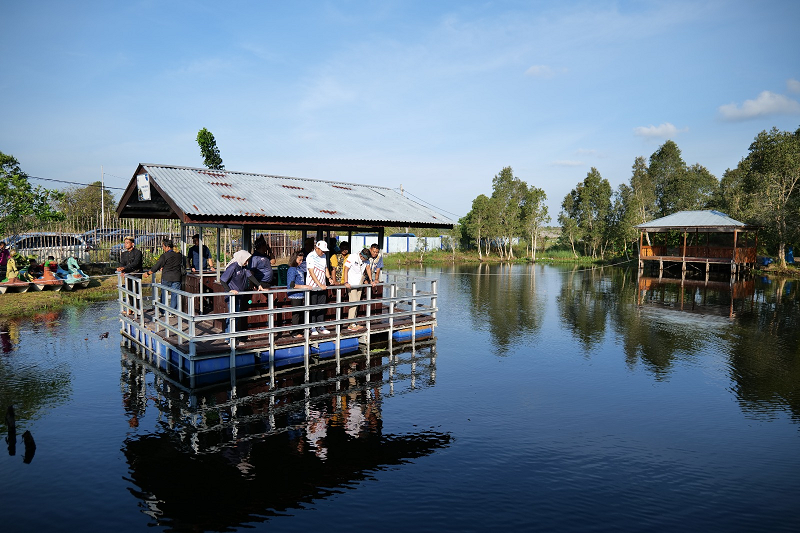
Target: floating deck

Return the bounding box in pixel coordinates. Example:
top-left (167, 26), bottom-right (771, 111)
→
top-left (119, 273), bottom-right (438, 387)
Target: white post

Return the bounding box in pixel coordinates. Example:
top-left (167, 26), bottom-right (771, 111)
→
top-left (100, 165), bottom-right (105, 231)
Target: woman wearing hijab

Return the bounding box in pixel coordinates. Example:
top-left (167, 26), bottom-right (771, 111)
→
top-left (220, 250), bottom-right (264, 334)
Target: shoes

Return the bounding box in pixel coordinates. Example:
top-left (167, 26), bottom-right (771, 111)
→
top-left (310, 328), bottom-right (319, 336)
top-left (319, 328), bottom-right (331, 335)
top-left (294, 333), bottom-right (304, 338)
top-left (347, 324), bottom-right (359, 331)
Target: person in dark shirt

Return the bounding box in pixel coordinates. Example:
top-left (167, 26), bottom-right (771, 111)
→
top-left (116, 236), bottom-right (143, 314)
top-left (145, 239), bottom-right (183, 309)
top-left (220, 250), bottom-right (264, 335)
top-left (117, 236), bottom-right (143, 274)
top-left (249, 235), bottom-right (274, 286)
top-left (187, 234), bottom-right (214, 272)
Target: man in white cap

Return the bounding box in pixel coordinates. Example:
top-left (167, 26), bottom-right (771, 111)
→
top-left (306, 240), bottom-right (330, 335)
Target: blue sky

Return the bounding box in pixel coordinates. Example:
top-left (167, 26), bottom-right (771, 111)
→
top-left (1, 0), bottom-right (798, 222)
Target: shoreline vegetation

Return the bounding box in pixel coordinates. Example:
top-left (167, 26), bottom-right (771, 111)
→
top-left (2, 251), bottom-right (798, 319)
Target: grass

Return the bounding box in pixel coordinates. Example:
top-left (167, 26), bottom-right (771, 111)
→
top-left (382, 248), bottom-right (604, 267)
top-left (0, 275), bottom-right (119, 318)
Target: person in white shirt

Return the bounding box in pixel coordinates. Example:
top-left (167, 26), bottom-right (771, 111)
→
top-left (343, 248), bottom-right (370, 331)
top-left (306, 240), bottom-right (330, 335)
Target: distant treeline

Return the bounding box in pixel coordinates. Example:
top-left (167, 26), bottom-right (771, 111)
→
top-left (459, 126), bottom-right (800, 266)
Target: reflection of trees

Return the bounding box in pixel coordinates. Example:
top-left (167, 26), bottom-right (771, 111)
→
top-left (557, 266), bottom-right (613, 352)
top-left (725, 279), bottom-right (800, 422)
top-left (607, 270), bottom-right (720, 379)
top-left (0, 319), bottom-right (72, 434)
top-left (461, 263), bottom-right (546, 354)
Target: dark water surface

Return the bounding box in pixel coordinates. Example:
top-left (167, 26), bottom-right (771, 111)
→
top-left (1, 264), bottom-right (798, 532)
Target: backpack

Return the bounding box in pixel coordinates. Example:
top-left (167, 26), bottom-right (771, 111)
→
top-left (334, 252), bottom-right (347, 283)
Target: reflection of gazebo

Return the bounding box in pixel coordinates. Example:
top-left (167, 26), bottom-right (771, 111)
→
top-left (636, 210), bottom-right (758, 276)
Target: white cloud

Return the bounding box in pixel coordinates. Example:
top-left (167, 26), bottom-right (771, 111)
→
top-left (551, 160), bottom-right (584, 167)
top-left (633, 122), bottom-right (683, 138)
top-left (787, 79), bottom-right (800, 94)
top-left (718, 90), bottom-right (800, 121)
top-left (525, 65), bottom-right (555, 78)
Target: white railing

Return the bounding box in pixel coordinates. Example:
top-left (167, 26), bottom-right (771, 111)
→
top-left (118, 274), bottom-right (438, 360)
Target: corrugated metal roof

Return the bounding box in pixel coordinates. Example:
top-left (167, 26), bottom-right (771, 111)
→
top-left (119, 164), bottom-right (455, 227)
top-left (636, 210), bottom-right (749, 229)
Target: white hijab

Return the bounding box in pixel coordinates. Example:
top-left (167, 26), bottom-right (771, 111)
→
top-left (227, 250), bottom-right (252, 268)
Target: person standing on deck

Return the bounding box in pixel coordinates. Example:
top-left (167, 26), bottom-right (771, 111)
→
top-left (366, 243), bottom-right (383, 287)
top-left (0, 241), bottom-right (9, 281)
top-left (249, 235), bottom-right (274, 286)
top-left (187, 234), bottom-right (214, 272)
top-left (220, 250), bottom-right (264, 333)
top-left (330, 240), bottom-right (350, 284)
top-left (306, 240), bottom-right (330, 336)
top-left (116, 236), bottom-right (143, 315)
top-left (144, 239), bottom-right (183, 309)
top-left (286, 249), bottom-right (311, 338)
top-left (343, 247), bottom-right (369, 331)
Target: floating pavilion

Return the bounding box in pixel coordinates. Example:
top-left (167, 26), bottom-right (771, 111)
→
top-left (115, 164), bottom-right (454, 387)
top-left (636, 210), bottom-right (758, 278)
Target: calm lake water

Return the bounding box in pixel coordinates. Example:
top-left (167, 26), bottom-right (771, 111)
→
top-left (1, 264), bottom-right (798, 532)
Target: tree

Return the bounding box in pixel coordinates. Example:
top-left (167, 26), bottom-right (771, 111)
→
top-left (744, 127), bottom-right (800, 268)
top-left (196, 128), bottom-right (225, 170)
top-left (648, 140), bottom-right (718, 216)
top-left (607, 183), bottom-right (639, 258)
top-left (649, 140), bottom-right (688, 217)
top-left (463, 194), bottom-right (492, 260)
top-left (576, 168), bottom-right (612, 258)
top-left (521, 184), bottom-right (549, 262)
top-left (59, 181), bottom-right (117, 223)
top-left (717, 159), bottom-right (752, 222)
top-left (490, 166), bottom-right (526, 260)
top-left (629, 156), bottom-right (656, 225)
top-left (558, 190), bottom-right (582, 257)
top-left (0, 151), bottom-right (63, 235)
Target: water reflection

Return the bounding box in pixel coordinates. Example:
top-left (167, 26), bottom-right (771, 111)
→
top-left (1, 313), bottom-right (72, 461)
top-left (120, 343), bottom-right (450, 530)
top-left (446, 262), bottom-right (546, 354)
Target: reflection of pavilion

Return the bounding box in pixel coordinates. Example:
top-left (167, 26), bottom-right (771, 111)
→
top-left (120, 341), bottom-right (446, 529)
top-left (636, 273), bottom-right (755, 318)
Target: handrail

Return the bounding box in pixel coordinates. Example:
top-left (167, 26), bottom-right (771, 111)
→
top-left (120, 275), bottom-right (438, 354)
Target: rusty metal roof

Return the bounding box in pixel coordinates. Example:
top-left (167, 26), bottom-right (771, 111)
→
top-left (117, 164), bottom-right (454, 228)
top-left (636, 210), bottom-right (756, 231)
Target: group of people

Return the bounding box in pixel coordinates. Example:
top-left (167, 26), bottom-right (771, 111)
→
top-left (0, 240), bottom-right (62, 283)
top-left (230, 237), bottom-right (384, 337)
top-left (116, 232), bottom-right (384, 337)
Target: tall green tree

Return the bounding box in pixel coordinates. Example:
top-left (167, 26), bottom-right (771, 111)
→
top-left (0, 151), bottom-right (64, 235)
top-left (649, 140), bottom-right (688, 217)
top-left (558, 190), bottom-right (582, 257)
top-left (717, 159), bottom-right (752, 222)
top-left (196, 128), bottom-right (225, 170)
top-left (462, 194), bottom-right (492, 259)
top-left (609, 183), bottom-right (640, 258)
top-left (58, 181), bottom-right (117, 223)
top-left (490, 166), bottom-right (526, 260)
top-left (648, 140), bottom-right (718, 216)
top-left (629, 156), bottom-right (656, 225)
top-left (744, 127), bottom-right (800, 267)
top-left (521, 184), bottom-right (549, 262)
top-left (576, 168), bottom-right (612, 258)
